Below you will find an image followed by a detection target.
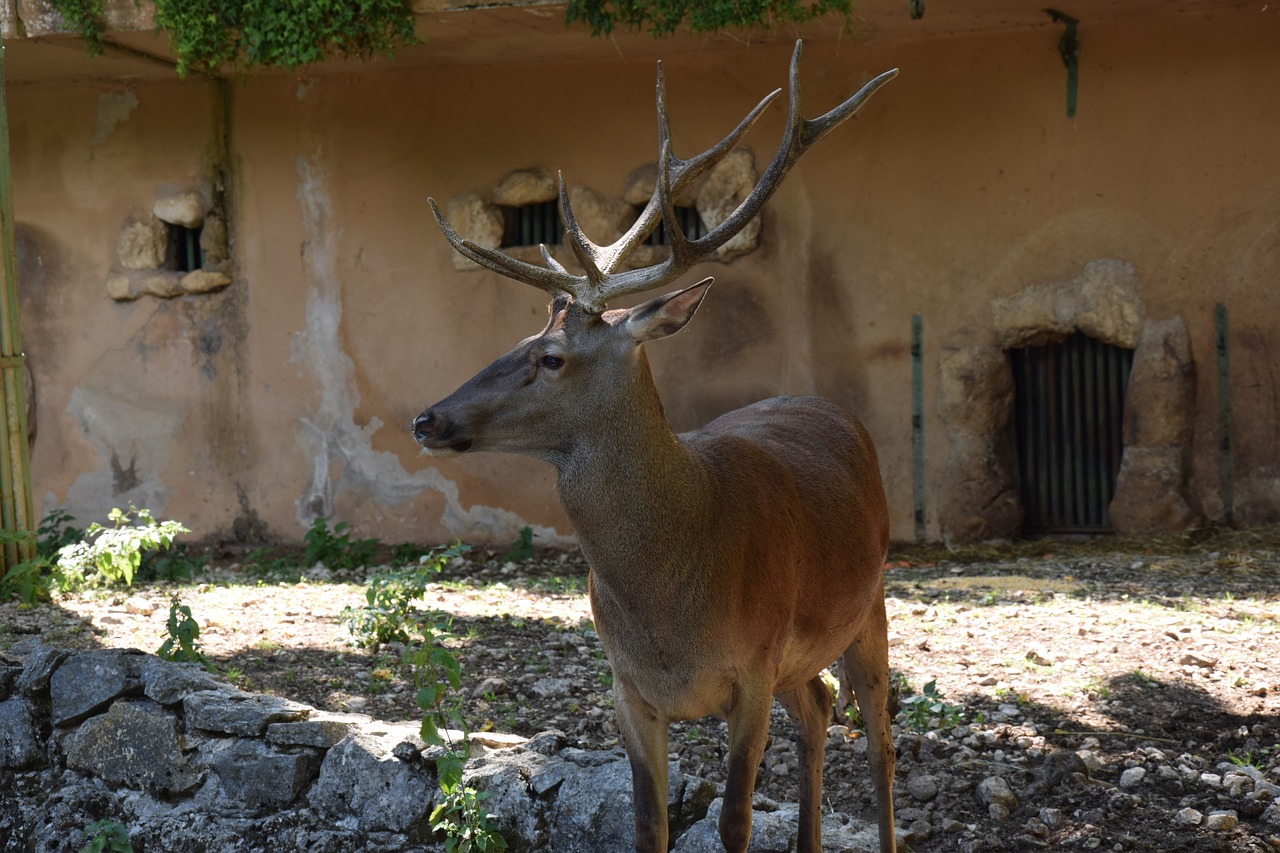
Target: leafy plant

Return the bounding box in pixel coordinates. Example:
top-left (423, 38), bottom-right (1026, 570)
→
top-left (55, 507), bottom-right (188, 589)
top-left (565, 0), bottom-right (853, 37)
top-left (500, 527), bottom-right (535, 564)
top-left (49, 0), bottom-right (418, 76)
top-left (305, 517), bottom-right (381, 571)
top-left (1, 508), bottom-right (89, 603)
top-left (37, 507), bottom-right (83, 557)
top-left (343, 543), bottom-right (468, 646)
top-left (899, 679), bottom-right (965, 732)
top-left (431, 771), bottom-right (508, 853)
top-left (156, 595), bottom-right (209, 668)
top-left (348, 545), bottom-right (506, 851)
top-left (80, 818), bottom-right (133, 853)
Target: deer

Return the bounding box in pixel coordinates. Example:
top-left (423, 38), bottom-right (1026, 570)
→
top-left (413, 41), bottom-right (899, 853)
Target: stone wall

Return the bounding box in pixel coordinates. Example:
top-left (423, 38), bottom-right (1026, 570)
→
top-left (0, 642), bottom-right (879, 852)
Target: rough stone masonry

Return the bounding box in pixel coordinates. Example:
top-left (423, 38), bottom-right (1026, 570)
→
top-left (0, 642), bottom-right (881, 852)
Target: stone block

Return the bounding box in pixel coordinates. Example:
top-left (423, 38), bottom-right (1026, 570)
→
top-left (1122, 316), bottom-right (1195, 448)
top-left (308, 732), bottom-right (435, 836)
top-left (66, 698), bottom-right (202, 793)
top-left (200, 737), bottom-right (320, 814)
top-left (489, 167), bottom-right (556, 206)
top-left (154, 191), bottom-right (205, 228)
top-left (14, 644), bottom-right (68, 696)
top-left (266, 710), bottom-right (372, 748)
top-left (184, 689), bottom-right (311, 736)
top-left (442, 191), bottom-right (503, 271)
top-left (49, 649), bottom-right (146, 726)
top-left (0, 696), bottom-right (43, 769)
top-left (180, 269), bottom-right (232, 294)
top-left (140, 657), bottom-right (226, 705)
top-left (697, 148), bottom-right (761, 262)
top-left (117, 214), bottom-right (167, 270)
top-left (566, 184), bottom-right (634, 245)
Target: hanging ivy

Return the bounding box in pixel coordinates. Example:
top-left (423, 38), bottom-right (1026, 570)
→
top-left (48, 0), bottom-right (419, 76)
top-left (564, 0), bottom-right (854, 37)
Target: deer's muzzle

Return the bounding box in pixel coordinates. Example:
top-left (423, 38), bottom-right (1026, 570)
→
top-left (412, 410), bottom-right (472, 456)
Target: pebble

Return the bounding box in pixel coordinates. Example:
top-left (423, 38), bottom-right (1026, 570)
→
top-left (1119, 766), bottom-right (1146, 788)
top-left (1204, 810), bottom-right (1239, 831)
top-left (977, 776), bottom-right (1018, 809)
top-left (1175, 807), bottom-right (1203, 825)
top-left (906, 774), bottom-right (940, 803)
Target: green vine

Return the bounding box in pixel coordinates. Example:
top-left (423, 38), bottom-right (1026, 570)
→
top-left (48, 0), bottom-right (105, 55)
top-left (564, 0), bottom-right (854, 37)
top-left (47, 0), bottom-right (419, 76)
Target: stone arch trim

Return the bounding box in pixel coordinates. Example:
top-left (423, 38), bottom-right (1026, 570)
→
top-left (938, 260), bottom-right (1198, 542)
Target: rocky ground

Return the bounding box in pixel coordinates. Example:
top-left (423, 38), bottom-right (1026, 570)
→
top-left (4, 528), bottom-right (1280, 852)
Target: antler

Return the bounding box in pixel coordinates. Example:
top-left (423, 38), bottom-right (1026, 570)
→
top-left (430, 40), bottom-right (898, 314)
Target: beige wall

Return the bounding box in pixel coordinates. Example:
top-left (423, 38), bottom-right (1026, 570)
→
top-left (11, 5), bottom-right (1280, 545)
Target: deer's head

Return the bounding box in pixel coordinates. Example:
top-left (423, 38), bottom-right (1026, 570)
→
top-left (413, 42), bottom-right (896, 463)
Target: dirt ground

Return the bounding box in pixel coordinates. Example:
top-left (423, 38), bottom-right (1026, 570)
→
top-left (4, 528), bottom-right (1280, 852)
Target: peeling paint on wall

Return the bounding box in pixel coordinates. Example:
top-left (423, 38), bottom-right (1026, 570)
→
top-left (91, 91), bottom-right (139, 148)
top-left (64, 350), bottom-right (177, 519)
top-left (288, 144), bottom-right (569, 545)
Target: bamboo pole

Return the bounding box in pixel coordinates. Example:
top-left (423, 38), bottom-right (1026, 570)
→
top-left (0, 43), bottom-right (36, 574)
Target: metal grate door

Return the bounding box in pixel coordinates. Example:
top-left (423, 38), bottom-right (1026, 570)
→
top-left (1010, 333), bottom-right (1134, 533)
top-left (501, 201), bottom-right (564, 248)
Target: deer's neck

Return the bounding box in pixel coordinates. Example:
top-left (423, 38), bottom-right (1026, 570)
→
top-left (555, 354), bottom-right (706, 568)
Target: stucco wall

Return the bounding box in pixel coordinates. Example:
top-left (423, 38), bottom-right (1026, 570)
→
top-left (11, 5), bottom-right (1280, 545)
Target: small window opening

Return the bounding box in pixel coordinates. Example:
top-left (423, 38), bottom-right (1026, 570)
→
top-left (641, 205), bottom-right (707, 246)
top-left (1010, 333), bottom-right (1134, 534)
top-left (165, 223), bottom-right (203, 273)
top-left (501, 201), bottom-right (563, 248)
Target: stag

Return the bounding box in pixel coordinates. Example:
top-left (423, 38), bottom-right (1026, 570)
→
top-left (414, 41), bottom-right (898, 853)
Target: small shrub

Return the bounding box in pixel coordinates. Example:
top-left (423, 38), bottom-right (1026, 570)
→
top-left (55, 507), bottom-right (188, 589)
top-left (156, 595), bottom-right (210, 668)
top-left (500, 526), bottom-right (535, 564)
top-left (305, 517), bottom-right (381, 571)
top-left (899, 679), bottom-right (965, 732)
top-left (80, 818), bottom-right (132, 853)
top-left (343, 544), bottom-right (468, 647)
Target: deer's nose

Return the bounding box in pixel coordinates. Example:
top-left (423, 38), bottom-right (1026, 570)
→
top-left (412, 412), bottom-right (435, 442)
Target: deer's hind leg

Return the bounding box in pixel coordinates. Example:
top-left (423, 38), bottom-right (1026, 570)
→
top-left (841, 586), bottom-right (897, 853)
top-left (777, 674), bottom-right (835, 853)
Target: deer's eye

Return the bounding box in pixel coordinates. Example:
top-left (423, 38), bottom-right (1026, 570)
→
top-left (540, 354), bottom-right (565, 370)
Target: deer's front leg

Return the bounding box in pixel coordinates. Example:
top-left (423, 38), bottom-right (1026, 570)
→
top-left (614, 677), bottom-right (671, 852)
top-left (720, 682), bottom-right (773, 853)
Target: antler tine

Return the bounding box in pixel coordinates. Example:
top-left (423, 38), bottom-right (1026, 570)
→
top-left (428, 197), bottom-right (584, 299)
top-left (557, 172), bottom-right (608, 290)
top-left (589, 40), bottom-right (896, 307)
top-left (681, 41), bottom-right (897, 267)
top-left (594, 64), bottom-right (784, 280)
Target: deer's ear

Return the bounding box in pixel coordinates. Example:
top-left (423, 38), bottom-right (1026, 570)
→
top-left (622, 277), bottom-right (713, 344)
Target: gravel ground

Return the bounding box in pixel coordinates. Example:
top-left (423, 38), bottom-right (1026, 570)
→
top-left (4, 529), bottom-right (1280, 852)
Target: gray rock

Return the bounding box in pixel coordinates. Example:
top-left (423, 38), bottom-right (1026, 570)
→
top-left (140, 657), bottom-right (226, 705)
top-left (14, 644), bottom-right (69, 696)
top-left (308, 732), bottom-right (435, 836)
top-left (200, 737), bottom-right (321, 814)
top-left (906, 773), bottom-right (940, 802)
top-left (672, 797), bottom-right (880, 852)
top-left (50, 649), bottom-right (146, 726)
top-left (0, 696), bottom-right (43, 769)
top-left (184, 689), bottom-right (311, 736)
top-left (65, 698), bottom-right (202, 793)
top-left (1119, 766), bottom-right (1147, 788)
top-left (977, 775), bottom-right (1018, 809)
top-left (267, 710), bottom-right (373, 748)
